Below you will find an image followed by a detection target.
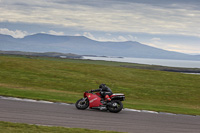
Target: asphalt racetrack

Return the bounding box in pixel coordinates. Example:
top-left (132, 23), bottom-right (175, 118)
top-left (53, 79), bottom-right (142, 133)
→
top-left (0, 97), bottom-right (200, 133)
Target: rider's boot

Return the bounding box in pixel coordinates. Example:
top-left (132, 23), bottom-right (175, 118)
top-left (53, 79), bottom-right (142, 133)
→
top-left (104, 95), bottom-right (111, 103)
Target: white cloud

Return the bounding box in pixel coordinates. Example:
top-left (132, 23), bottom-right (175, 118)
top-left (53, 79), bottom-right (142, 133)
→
top-left (128, 35), bottom-right (137, 41)
top-left (0, 28), bottom-right (27, 38)
top-left (83, 32), bottom-right (136, 42)
top-left (142, 40), bottom-right (200, 54)
top-left (0, 0), bottom-right (200, 54)
top-left (151, 38), bottom-right (161, 41)
top-left (74, 33), bottom-right (81, 36)
top-left (150, 38), bottom-right (161, 45)
top-left (118, 36), bottom-right (128, 41)
top-left (165, 45), bottom-right (200, 54)
top-left (48, 30), bottom-right (64, 36)
top-left (83, 32), bottom-right (96, 40)
top-left (106, 33), bottom-right (112, 36)
top-left (1, 0), bottom-right (200, 38)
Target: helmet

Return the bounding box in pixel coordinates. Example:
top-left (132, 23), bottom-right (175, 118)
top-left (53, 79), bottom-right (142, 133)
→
top-left (99, 84), bottom-right (106, 88)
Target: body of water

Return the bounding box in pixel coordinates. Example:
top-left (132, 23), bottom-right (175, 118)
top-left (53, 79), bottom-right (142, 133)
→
top-left (83, 56), bottom-right (200, 68)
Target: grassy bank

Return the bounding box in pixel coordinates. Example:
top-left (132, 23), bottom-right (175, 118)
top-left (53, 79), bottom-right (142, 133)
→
top-left (0, 121), bottom-right (122, 133)
top-left (0, 55), bottom-right (200, 115)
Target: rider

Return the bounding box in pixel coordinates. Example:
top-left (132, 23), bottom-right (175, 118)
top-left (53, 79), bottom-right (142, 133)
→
top-left (91, 84), bottom-right (113, 102)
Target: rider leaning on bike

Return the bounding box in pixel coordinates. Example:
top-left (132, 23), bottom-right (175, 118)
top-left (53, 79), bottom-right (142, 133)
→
top-left (90, 84), bottom-right (113, 102)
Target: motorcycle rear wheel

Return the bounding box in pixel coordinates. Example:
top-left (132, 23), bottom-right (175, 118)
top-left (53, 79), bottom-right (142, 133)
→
top-left (107, 100), bottom-right (123, 113)
top-left (75, 98), bottom-right (89, 110)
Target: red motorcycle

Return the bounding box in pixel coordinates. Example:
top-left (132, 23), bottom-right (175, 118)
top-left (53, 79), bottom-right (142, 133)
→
top-left (75, 91), bottom-right (125, 113)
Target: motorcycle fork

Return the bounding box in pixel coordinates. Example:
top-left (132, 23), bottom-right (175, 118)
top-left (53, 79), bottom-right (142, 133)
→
top-left (82, 97), bottom-right (88, 102)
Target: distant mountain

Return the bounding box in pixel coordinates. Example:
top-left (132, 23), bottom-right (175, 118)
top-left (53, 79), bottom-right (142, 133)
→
top-left (0, 33), bottom-right (200, 61)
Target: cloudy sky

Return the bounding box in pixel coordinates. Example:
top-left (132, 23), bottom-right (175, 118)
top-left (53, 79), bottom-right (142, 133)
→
top-left (0, 0), bottom-right (200, 54)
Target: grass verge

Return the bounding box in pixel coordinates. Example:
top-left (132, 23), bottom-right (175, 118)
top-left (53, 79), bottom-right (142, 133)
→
top-left (0, 121), bottom-right (122, 133)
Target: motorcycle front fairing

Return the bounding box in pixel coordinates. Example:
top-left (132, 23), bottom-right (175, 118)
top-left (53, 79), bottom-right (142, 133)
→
top-left (85, 93), bottom-right (103, 108)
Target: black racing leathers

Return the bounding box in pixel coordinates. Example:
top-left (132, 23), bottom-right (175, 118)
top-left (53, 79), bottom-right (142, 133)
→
top-left (92, 86), bottom-right (113, 97)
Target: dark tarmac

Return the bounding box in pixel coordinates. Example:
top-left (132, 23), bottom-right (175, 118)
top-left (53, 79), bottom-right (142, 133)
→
top-left (0, 98), bottom-right (200, 133)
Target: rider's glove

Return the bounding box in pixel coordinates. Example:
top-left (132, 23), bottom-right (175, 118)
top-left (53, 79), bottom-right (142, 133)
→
top-left (90, 90), bottom-right (94, 92)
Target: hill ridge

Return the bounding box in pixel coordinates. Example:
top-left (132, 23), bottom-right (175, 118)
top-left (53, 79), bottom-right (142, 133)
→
top-left (0, 33), bottom-right (199, 61)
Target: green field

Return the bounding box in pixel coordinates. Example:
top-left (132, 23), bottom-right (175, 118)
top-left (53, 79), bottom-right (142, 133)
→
top-left (0, 121), bottom-right (122, 133)
top-left (0, 55), bottom-right (200, 115)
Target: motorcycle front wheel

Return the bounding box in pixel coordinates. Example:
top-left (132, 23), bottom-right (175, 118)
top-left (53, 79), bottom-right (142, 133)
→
top-left (107, 100), bottom-right (123, 113)
top-left (75, 98), bottom-right (89, 110)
